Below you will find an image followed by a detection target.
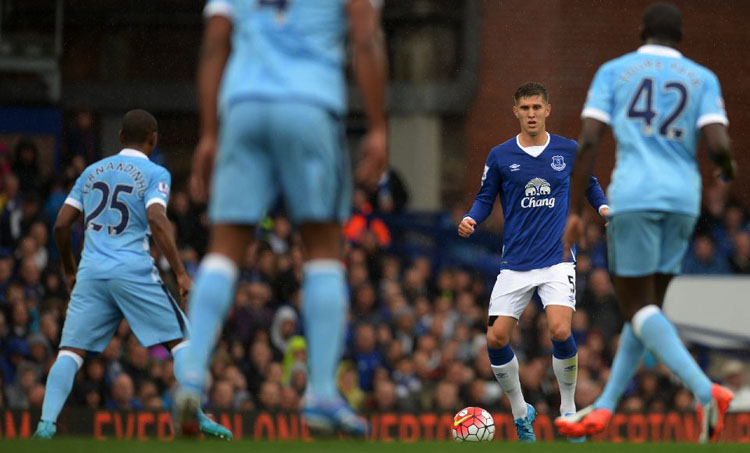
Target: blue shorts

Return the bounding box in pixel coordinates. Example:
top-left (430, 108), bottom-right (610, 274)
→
top-left (607, 211), bottom-right (697, 277)
top-left (60, 278), bottom-right (188, 352)
top-left (209, 100), bottom-right (352, 225)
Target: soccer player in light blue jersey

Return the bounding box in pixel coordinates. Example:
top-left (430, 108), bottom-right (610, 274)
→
top-left (557, 3), bottom-right (737, 443)
top-left (174, 0), bottom-right (387, 437)
top-left (459, 83), bottom-right (609, 442)
top-left (33, 110), bottom-right (232, 440)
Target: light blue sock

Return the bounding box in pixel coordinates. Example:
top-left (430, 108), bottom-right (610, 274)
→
top-left (633, 305), bottom-right (713, 405)
top-left (594, 323), bottom-right (645, 411)
top-left (41, 352), bottom-right (83, 423)
top-left (181, 254), bottom-right (238, 392)
top-left (302, 260), bottom-right (347, 400)
top-left (172, 341), bottom-right (209, 419)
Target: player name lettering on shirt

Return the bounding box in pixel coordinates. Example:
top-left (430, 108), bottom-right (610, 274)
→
top-left (83, 162), bottom-right (148, 197)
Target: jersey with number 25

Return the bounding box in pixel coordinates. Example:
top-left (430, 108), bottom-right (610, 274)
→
top-left (64, 149), bottom-right (170, 282)
top-left (582, 45), bottom-right (728, 217)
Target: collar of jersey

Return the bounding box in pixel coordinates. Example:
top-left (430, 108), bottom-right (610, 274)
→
top-left (516, 132), bottom-right (550, 158)
top-left (119, 148), bottom-right (148, 159)
top-left (637, 44), bottom-right (682, 58)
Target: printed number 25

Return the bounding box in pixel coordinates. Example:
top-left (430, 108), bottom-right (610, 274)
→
top-left (84, 182), bottom-right (134, 236)
top-left (627, 78), bottom-right (688, 140)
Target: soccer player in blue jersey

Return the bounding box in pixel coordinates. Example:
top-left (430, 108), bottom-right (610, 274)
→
top-left (33, 110), bottom-right (232, 440)
top-left (458, 82), bottom-right (609, 442)
top-left (173, 0), bottom-right (387, 437)
top-left (557, 3), bottom-right (736, 443)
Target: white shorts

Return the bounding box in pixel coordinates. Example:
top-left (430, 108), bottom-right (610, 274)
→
top-left (488, 262), bottom-right (576, 320)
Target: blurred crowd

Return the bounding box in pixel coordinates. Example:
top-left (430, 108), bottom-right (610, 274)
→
top-left (1, 118), bottom-right (750, 417)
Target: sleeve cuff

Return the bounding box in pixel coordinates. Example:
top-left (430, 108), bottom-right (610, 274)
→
top-left (64, 197), bottom-right (83, 211)
top-left (204, 1), bottom-right (233, 19)
top-left (146, 198), bottom-right (167, 208)
top-left (581, 107), bottom-right (612, 125)
top-left (696, 113), bottom-right (729, 129)
top-left (598, 204), bottom-right (610, 216)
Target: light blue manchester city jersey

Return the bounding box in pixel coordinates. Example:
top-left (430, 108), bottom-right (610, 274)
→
top-left (204, 0), bottom-right (349, 115)
top-left (64, 149), bottom-right (171, 282)
top-left (583, 44), bottom-right (729, 216)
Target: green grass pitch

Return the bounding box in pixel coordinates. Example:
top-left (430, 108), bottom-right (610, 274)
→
top-left (0, 439), bottom-right (748, 453)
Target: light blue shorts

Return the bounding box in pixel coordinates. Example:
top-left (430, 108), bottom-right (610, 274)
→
top-left (607, 211), bottom-right (697, 277)
top-left (209, 100), bottom-right (352, 225)
top-left (60, 278), bottom-right (188, 352)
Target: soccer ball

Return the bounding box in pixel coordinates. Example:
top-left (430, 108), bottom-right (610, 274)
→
top-left (452, 407), bottom-right (495, 442)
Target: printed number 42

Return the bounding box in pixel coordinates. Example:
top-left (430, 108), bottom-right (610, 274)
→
top-left (627, 78), bottom-right (688, 140)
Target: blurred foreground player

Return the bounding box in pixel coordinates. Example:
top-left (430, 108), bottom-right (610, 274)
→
top-left (458, 82), bottom-right (609, 442)
top-left (558, 3), bottom-right (736, 442)
top-left (33, 110), bottom-right (231, 440)
top-left (174, 0), bottom-right (387, 437)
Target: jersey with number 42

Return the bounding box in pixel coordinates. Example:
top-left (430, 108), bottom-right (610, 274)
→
top-left (582, 44), bottom-right (729, 216)
top-left (64, 149), bottom-right (171, 282)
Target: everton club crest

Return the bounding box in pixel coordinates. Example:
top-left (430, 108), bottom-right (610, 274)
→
top-left (551, 155), bottom-right (566, 171)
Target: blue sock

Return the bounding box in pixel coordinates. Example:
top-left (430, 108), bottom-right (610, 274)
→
top-left (487, 344), bottom-right (515, 366)
top-left (633, 305), bottom-right (713, 405)
top-left (551, 335), bottom-right (577, 359)
top-left (181, 254), bottom-right (238, 392)
top-left (41, 352), bottom-right (82, 423)
top-left (594, 323), bottom-right (645, 411)
top-left (303, 260), bottom-right (347, 400)
top-left (172, 342), bottom-right (209, 420)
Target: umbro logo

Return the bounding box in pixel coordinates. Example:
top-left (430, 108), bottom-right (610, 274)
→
top-left (510, 164), bottom-right (521, 172)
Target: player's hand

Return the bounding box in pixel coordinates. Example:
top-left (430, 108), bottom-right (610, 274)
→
top-left (355, 126), bottom-right (388, 192)
top-left (562, 213), bottom-right (584, 260)
top-left (190, 135), bottom-right (218, 203)
top-left (63, 273), bottom-right (77, 295)
top-left (177, 273), bottom-right (193, 305)
top-left (458, 217), bottom-right (476, 238)
top-left (599, 205), bottom-right (610, 227)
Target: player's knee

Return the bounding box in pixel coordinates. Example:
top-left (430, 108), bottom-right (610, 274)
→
top-left (548, 321), bottom-right (571, 342)
top-left (486, 326), bottom-right (510, 348)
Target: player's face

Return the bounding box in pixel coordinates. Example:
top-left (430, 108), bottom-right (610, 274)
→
top-left (513, 95), bottom-right (551, 136)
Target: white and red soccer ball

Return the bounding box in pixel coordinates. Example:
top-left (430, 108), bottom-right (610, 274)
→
top-left (452, 407), bottom-right (495, 442)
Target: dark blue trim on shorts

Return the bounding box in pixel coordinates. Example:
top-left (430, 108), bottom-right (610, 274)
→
top-left (161, 283), bottom-right (187, 336)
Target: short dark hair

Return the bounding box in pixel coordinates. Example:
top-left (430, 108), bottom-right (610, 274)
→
top-left (514, 82), bottom-right (549, 104)
top-left (641, 2), bottom-right (682, 43)
top-left (120, 109), bottom-right (158, 145)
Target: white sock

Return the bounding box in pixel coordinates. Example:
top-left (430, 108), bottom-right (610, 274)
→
top-left (491, 355), bottom-right (528, 419)
top-left (553, 354), bottom-right (578, 415)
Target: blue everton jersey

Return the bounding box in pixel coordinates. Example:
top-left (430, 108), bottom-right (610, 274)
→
top-left (204, 0), bottom-right (349, 115)
top-left (466, 134), bottom-right (607, 271)
top-left (583, 45), bottom-right (729, 216)
top-left (64, 149), bottom-right (171, 282)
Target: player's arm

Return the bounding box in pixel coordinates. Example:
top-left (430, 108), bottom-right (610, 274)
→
top-left (192, 7), bottom-right (233, 201)
top-left (147, 204), bottom-right (192, 302)
top-left (54, 204), bottom-right (82, 294)
top-left (562, 118), bottom-right (608, 258)
top-left (459, 154), bottom-right (502, 238)
top-left (703, 123), bottom-right (736, 182)
top-left (584, 175), bottom-right (609, 217)
top-left (348, 0), bottom-right (389, 190)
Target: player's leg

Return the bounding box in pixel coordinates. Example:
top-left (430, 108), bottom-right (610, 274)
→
top-left (35, 279), bottom-right (121, 438)
top-left (273, 102), bottom-right (363, 435)
top-left (624, 213), bottom-right (714, 406)
top-left (537, 263), bottom-right (579, 416)
top-left (556, 213), bottom-right (657, 437)
top-left (177, 101), bottom-right (273, 408)
top-left (485, 270), bottom-right (536, 441)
